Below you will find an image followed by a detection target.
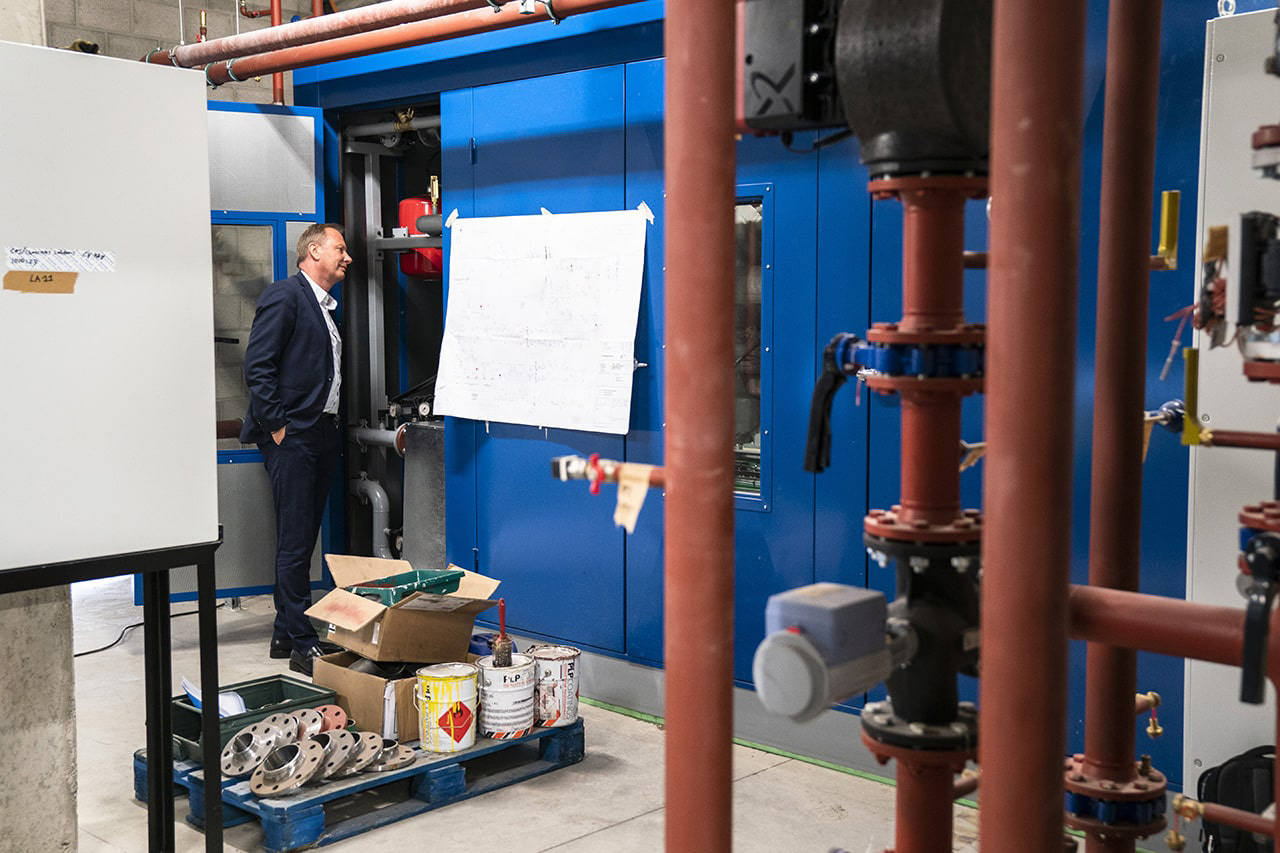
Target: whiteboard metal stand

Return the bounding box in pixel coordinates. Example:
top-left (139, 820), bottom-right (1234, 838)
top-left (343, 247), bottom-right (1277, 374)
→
top-left (0, 533), bottom-right (224, 853)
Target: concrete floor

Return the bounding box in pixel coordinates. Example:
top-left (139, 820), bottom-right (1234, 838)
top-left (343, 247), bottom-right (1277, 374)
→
top-left (71, 576), bottom-right (980, 852)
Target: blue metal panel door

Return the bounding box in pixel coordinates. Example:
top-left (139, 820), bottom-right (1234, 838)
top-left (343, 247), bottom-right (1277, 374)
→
top-left (624, 58), bottom-right (844, 678)
top-left (448, 66), bottom-right (630, 652)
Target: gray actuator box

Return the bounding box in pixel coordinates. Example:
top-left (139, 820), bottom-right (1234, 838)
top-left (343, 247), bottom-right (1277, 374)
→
top-left (754, 583), bottom-right (891, 722)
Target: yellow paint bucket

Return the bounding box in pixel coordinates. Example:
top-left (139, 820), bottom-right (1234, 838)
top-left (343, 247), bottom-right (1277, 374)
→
top-left (415, 663), bottom-right (478, 752)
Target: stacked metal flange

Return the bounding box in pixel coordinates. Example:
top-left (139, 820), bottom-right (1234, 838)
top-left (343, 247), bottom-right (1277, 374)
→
top-left (217, 704), bottom-right (419, 799)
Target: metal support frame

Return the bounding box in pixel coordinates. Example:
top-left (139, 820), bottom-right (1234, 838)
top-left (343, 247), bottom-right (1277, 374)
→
top-left (0, 537), bottom-right (223, 853)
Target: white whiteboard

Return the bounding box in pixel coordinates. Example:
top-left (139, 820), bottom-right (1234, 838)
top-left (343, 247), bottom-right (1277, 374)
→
top-left (434, 208), bottom-right (648, 434)
top-left (1186, 10), bottom-right (1279, 789)
top-left (0, 42), bottom-right (218, 571)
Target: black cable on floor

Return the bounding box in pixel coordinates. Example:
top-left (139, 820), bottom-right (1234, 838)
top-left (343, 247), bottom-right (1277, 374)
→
top-left (74, 604), bottom-right (224, 658)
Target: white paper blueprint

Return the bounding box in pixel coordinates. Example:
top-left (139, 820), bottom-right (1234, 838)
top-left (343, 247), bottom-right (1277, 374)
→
top-left (434, 209), bottom-right (648, 434)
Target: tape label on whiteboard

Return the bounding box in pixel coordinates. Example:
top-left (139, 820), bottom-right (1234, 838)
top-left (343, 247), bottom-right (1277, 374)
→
top-left (6, 247), bottom-right (116, 273)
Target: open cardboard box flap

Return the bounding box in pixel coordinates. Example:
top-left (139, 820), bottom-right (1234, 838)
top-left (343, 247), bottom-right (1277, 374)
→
top-left (305, 556), bottom-right (501, 662)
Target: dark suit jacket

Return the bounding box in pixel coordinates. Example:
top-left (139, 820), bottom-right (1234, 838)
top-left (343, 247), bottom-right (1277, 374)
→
top-left (239, 273), bottom-right (338, 444)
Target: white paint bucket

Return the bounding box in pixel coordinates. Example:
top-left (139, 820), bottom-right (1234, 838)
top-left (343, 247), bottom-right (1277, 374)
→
top-left (531, 645), bottom-right (581, 727)
top-left (415, 663), bottom-right (478, 752)
top-left (475, 653), bottom-right (536, 739)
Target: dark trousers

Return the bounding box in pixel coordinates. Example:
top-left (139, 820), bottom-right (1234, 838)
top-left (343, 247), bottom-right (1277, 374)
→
top-left (259, 415), bottom-right (340, 649)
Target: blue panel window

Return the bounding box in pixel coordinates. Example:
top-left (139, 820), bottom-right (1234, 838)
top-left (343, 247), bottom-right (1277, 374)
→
top-left (734, 186), bottom-right (772, 508)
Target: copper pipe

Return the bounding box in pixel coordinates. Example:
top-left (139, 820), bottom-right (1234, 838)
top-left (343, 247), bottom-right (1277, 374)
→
top-left (1068, 585), bottom-right (1243, 667)
top-left (1081, 5), bottom-right (1163, 852)
top-left (148, 0), bottom-right (494, 68)
top-left (899, 390), bottom-right (962, 525)
top-left (311, 0), bottom-right (322, 17)
top-left (1173, 794), bottom-right (1277, 838)
top-left (663, 0), bottom-right (735, 842)
top-left (270, 0), bottom-right (283, 104)
top-left (1202, 429), bottom-right (1280, 451)
top-left (979, 0), bottom-right (1087, 849)
top-left (198, 0), bottom-right (637, 86)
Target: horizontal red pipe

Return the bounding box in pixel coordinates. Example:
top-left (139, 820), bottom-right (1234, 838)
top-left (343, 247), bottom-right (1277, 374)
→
top-left (146, 0), bottom-right (492, 68)
top-left (199, 0), bottom-right (637, 86)
top-left (1204, 429), bottom-right (1280, 451)
top-left (1067, 585), bottom-right (1243, 667)
top-left (1202, 802), bottom-right (1275, 838)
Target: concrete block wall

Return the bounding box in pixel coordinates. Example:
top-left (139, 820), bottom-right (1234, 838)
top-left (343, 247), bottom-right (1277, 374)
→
top-left (45, 0), bottom-right (314, 103)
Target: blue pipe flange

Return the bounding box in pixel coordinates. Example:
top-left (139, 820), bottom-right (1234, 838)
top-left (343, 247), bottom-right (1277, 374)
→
top-left (1065, 790), bottom-right (1167, 827)
top-left (844, 341), bottom-right (984, 379)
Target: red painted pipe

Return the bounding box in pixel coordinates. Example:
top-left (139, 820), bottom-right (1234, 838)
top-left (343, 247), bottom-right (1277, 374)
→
top-left (311, 0), bottom-right (322, 17)
top-left (899, 390), bottom-right (962, 526)
top-left (1204, 429), bottom-right (1280, 451)
top-left (898, 186), bottom-right (967, 333)
top-left (1081, 4), bottom-right (1164, 852)
top-left (270, 0), bottom-right (283, 104)
top-left (1068, 585), bottom-right (1243, 668)
top-left (148, 0), bottom-right (492, 68)
top-left (195, 0), bottom-right (637, 87)
top-left (896, 760), bottom-right (959, 850)
top-left (979, 0), bottom-right (1087, 849)
top-left (663, 0), bottom-right (735, 846)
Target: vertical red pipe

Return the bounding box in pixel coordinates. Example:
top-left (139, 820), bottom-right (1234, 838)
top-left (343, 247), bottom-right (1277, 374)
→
top-left (311, 0), bottom-right (322, 17)
top-left (979, 0), bottom-right (1087, 849)
top-left (899, 189), bottom-right (967, 333)
top-left (895, 761), bottom-right (958, 851)
top-left (663, 0), bottom-right (736, 847)
top-left (1081, 4), bottom-right (1164, 852)
top-left (899, 391), bottom-right (962, 525)
top-left (270, 0), bottom-right (284, 103)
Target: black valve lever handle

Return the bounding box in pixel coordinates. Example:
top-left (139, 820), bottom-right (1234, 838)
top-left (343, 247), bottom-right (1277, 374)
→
top-left (803, 334), bottom-right (858, 474)
top-left (1240, 532), bottom-right (1280, 704)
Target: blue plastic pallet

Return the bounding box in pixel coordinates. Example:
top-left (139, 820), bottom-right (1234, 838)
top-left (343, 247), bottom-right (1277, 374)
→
top-left (142, 720), bottom-right (585, 853)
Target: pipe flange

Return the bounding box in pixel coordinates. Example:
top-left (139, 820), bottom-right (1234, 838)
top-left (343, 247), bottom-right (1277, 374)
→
top-left (1063, 754), bottom-right (1168, 839)
top-left (260, 713), bottom-right (300, 746)
top-left (295, 708), bottom-right (324, 739)
top-left (330, 732), bottom-right (385, 778)
top-left (861, 699), bottom-right (978, 752)
top-left (249, 739), bottom-right (326, 797)
top-left (220, 720), bottom-right (288, 778)
top-left (862, 375), bottom-right (985, 397)
top-left (864, 323), bottom-right (987, 347)
top-left (312, 729), bottom-right (358, 779)
top-left (864, 513), bottom-right (984, 547)
top-left (316, 704), bottom-right (348, 732)
top-left (365, 744), bottom-right (417, 773)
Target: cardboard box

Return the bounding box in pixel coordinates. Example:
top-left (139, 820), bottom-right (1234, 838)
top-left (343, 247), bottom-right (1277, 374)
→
top-left (307, 556), bottom-right (500, 663)
top-left (312, 651), bottom-right (420, 741)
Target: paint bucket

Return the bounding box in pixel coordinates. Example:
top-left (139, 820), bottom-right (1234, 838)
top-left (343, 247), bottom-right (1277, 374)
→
top-left (415, 663), bottom-right (478, 752)
top-left (530, 645), bottom-right (581, 727)
top-left (475, 653), bottom-right (536, 739)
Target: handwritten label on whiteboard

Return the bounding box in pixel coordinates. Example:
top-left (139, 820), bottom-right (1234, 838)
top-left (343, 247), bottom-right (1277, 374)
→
top-left (434, 209), bottom-right (648, 435)
top-left (6, 246), bottom-right (116, 273)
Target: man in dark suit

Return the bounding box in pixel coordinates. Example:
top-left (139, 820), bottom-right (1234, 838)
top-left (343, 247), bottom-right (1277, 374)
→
top-left (240, 223), bottom-right (351, 676)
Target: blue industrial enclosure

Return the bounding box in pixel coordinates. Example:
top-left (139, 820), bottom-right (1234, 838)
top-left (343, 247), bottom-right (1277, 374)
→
top-left (286, 0), bottom-right (1267, 791)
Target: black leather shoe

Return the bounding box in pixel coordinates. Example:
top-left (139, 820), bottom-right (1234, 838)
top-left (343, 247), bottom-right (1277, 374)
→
top-left (269, 640), bottom-right (291, 659)
top-left (289, 644), bottom-right (327, 677)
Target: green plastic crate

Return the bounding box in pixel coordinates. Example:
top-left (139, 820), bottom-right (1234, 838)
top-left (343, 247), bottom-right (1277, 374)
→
top-left (344, 567), bottom-right (465, 606)
top-left (171, 674), bottom-right (336, 763)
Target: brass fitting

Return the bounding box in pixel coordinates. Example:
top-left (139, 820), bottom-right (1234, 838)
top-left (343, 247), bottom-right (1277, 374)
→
top-left (1171, 794), bottom-right (1204, 820)
top-left (1147, 716), bottom-right (1164, 738)
top-left (1164, 829), bottom-right (1186, 851)
top-left (1138, 755), bottom-right (1152, 777)
top-left (1139, 690), bottom-right (1161, 709)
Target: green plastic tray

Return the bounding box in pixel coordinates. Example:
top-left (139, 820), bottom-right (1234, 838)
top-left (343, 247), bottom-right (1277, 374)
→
top-left (171, 674), bottom-right (336, 763)
top-left (345, 567), bottom-right (465, 606)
